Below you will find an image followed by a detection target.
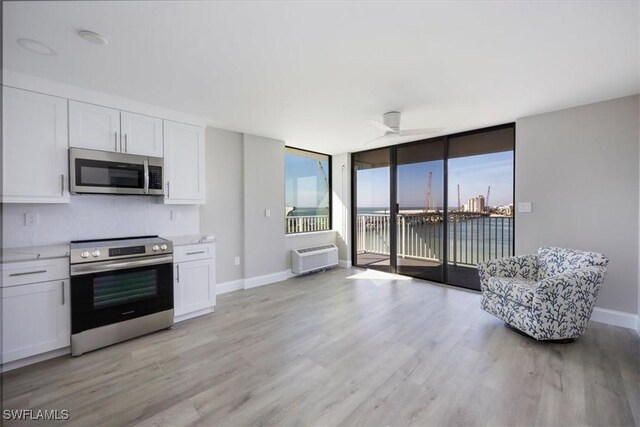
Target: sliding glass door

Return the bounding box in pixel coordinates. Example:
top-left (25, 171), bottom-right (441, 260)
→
top-left (395, 139), bottom-right (445, 282)
top-left (352, 124), bottom-right (514, 291)
top-left (353, 148), bottom-right (392, 272)
top-left (447, 126), bottom-right (515, 289)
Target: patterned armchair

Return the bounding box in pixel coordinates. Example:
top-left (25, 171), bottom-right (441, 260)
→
top-left (478, 247), bottom-right (608, 340)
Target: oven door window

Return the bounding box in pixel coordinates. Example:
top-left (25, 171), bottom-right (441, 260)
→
top-left (75, 158), bottom-right (144, 188)
top-left (94, 269), bottom-right (158, 308)
top-left (71, 262), bottom-right (173, 334)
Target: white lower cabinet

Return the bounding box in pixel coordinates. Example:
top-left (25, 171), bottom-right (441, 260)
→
top-left (2, 279), bottom-right (70, 363)
top-left (173, 244), bottom-right (216, 322)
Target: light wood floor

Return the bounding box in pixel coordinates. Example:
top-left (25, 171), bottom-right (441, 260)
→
top-left (2, 267), bottom-right (639, 427)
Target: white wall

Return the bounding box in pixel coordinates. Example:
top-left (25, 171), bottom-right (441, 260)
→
top-left (332, 153), bottom-right (351, 264)
top-left (201, 128), bottom-right (339, 285)
top-left (3, 195), bottom-right (199, 247)
top-left (242, 134), bottom-right (288, 278)
top-left (200, 127), bottom-right (244, 283)
top-left (516, 95), bottom-right (639, 315)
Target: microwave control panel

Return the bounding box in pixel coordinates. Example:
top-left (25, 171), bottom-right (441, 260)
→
top-left (149, 166), bottom-right (163, 190)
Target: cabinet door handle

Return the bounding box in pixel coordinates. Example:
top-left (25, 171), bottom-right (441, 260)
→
top-left (124, 134), bottom-right (128, 153)
top-left (176, 264), bottom-right (180, 283)
top-left (61, 174), bottom-right (65, 196)
top-left (9, 270), bottom-right (47, 277)
top-left (186, 251), bottom-right (206, 256)
top-left (166, 181), bottom-right (170, 199)
top-left (61, 281), bottom-right (65, 305)
top-left (115, 132), bottom-right (119, 151)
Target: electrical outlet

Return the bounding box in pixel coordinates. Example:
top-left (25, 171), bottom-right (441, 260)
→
top-left (265, 209), bottom-right (271, 218)
top-left (234, 256), bottom-right (240, 266)
top-left (171, 211), bottom-right (178, 221)
top-left (518, 202), bottom-right (532, 213)
top-left (25, 212), bottom-right (39, 226)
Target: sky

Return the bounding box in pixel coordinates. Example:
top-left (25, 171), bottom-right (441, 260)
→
top-left (357, 151), bottom-right (514, 208)
top-left (285, 153), bottom-right (330, 208)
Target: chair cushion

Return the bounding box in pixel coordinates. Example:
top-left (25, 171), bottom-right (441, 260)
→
top-left (485, 276), bottom-right (537, 308)
top-left (538, 247), bottom-right (609, 279)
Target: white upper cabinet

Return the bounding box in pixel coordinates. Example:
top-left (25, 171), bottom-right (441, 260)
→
top-left (70, 101), bottom-right (163, 157)
top-left (120, 111), bottom-right (163, 157)
top-left (5, 87), bottom-right (204, 204)
top-left (163, 120), bottom-right (205, 204)
top-left (69, 101), bottom-right (121, 152)
top-left (2, 87), bottom-right (70, 203)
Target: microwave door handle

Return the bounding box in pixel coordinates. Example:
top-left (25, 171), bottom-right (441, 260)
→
top-left (143, 159), bottom-right (150, 194)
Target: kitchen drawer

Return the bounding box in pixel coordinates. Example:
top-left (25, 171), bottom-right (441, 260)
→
top-left (2, 258), bottom-right (69, 287)
top-left (173, 243), bottom-right (215, 263)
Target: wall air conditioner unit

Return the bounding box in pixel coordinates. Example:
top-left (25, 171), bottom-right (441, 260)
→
top-left (291, 244), bottom-right (339, 274)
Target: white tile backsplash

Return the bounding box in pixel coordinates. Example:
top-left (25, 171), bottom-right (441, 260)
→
top-left (2, 195), bottom-right (200, 247)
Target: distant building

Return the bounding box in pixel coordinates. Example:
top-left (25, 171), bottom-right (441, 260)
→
top-left (467, 195), bottom-right (485, 212)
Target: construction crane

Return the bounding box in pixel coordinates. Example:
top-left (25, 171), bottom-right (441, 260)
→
top-left (425, 172), bottom-right (432, 211)
top-left (457, 184), bottom-right (461, 211)
top-left (317, 161), bottom-right (329, 191)
top-left (316, 160), bottom-right (330, 207)
top-left (485, 186), bottom-right (491, 211)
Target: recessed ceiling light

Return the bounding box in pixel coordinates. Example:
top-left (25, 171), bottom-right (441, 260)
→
top-left (78, 30), bottom-right (108, 46)
top-left (17, 38), bottom-right (56, 56)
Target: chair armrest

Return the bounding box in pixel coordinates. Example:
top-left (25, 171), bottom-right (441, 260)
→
top-left (478, 255), bottom-right (539, 288)
top-left (533, 266), bottom-right (607, 336)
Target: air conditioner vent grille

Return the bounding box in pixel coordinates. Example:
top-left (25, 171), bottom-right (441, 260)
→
top-left (297, 244), bottom-right (335, 254)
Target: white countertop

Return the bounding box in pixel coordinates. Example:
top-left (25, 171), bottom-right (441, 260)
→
top-left (163, 234), bottom-right (216, 247)
top-left (1, 235), bottom-right (215, 262)
top-left (2, 244), bottom-right (70, 263)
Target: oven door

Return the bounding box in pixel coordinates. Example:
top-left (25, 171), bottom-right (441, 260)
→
top-left (70, 255), bottom-right (173, 334)
top-left (70, 148), bottom-right (148, 195)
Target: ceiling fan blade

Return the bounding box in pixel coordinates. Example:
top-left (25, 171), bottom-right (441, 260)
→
top-left (364, 134), bottom-right (393, 145)
top-left (367, 120), bottom-right (397, 134)
top-left (398, 128), bottom-right (445, 136)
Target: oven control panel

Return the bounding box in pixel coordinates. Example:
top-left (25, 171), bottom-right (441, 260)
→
top-left (109, 245), bottom-right (146, 257)
top-left (70, 237), bottom-right (173, 264)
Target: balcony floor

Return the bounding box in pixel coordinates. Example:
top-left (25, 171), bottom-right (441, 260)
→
top-left (356, 252), bottom-right (442, 268)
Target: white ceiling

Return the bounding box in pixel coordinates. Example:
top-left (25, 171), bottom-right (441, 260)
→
top-left (4, 1), bottom-right (639, 154)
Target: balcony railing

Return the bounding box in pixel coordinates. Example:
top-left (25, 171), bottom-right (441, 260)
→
top-left (356, 212), bottom-right (513, 266)
top-left (286, 215), bottom-right (330, 234)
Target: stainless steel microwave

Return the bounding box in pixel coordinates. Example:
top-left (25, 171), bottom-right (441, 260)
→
top-left (69, 148), bottom-right (164, 196)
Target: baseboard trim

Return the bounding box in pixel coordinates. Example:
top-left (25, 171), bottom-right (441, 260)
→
top-left (1, 347), bottom-right (70, 373)
top-left (591, 307), bottom-right (639, 331)
top-left (338, 260), bottom-right (352, 269)
top-left (174, 307), bottom-right (214, 323)
top-left (216, 279), bottom-right (245, 295)
top-left (244, 270), bottom-right (291, 289)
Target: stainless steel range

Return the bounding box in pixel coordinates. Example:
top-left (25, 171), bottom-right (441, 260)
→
top-left (70, 235), bottom-right (174, 356)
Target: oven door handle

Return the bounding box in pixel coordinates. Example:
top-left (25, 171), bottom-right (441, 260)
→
top-left (70, 255), bottom-right (173, 276)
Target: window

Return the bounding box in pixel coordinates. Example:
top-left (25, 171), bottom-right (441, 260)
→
top-left (285, 147), bottom-right (331, 234)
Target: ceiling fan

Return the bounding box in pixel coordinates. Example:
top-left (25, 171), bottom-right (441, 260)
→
top-left (365, 111), bottom-right (443, 145)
